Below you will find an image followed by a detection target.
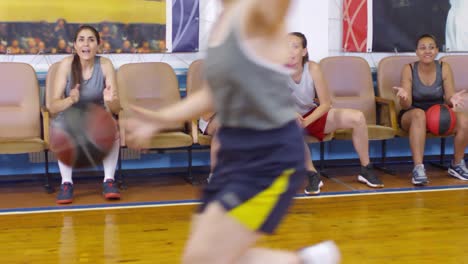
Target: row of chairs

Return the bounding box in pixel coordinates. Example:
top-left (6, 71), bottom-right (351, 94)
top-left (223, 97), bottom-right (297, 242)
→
top-left (189, 55), bottom-right (468, 176)
top-left (0, 55), bottom-right (466, 192)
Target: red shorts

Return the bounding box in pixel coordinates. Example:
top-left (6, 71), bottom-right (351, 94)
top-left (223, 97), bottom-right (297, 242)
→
top-left (303, 108), bottom-right (329, 141)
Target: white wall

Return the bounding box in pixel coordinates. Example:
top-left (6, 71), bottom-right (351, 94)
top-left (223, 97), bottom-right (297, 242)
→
top-left (287, 0), bottom-right (329, 61)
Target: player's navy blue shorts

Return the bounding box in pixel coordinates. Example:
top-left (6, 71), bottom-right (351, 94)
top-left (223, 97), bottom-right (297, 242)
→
top-left (198, 120), bottom-right (306, 234)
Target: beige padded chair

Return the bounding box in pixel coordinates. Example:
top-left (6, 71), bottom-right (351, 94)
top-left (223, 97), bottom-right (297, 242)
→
top-left (186, 59), bottom-right (213, 146)
top-left (0, 62), bottom-right (51, 191)
top-left (377, 55), bottom-right (452, 169)
top-left (320, 56), bottom-right (396, 173)
top-left (117, 62), bottom-right (194, 183)
top-left (440, 55), bottom-right (468, 92)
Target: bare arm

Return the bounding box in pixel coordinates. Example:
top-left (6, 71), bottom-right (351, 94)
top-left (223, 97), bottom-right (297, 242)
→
top-left (441, 62), bottom-right (456, 105)
top-left (47, 57), bottom-right (76, 115)
top-left (101, 58), bottom-right (121, 114)
top-left (395, 64), bottom-right (413, 110)
top-left (303, 62), bottom-right (332, 127)
top-left (130, 83), bottom-right (215, 126)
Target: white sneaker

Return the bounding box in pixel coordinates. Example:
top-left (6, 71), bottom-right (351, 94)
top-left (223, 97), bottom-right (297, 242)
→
top-left (299, 240), bottom-right (341, 264)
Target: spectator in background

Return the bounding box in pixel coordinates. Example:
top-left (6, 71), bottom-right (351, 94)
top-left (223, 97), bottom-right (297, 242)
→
top-left (56, 38), bottom-right (72, 53)
top-left (117, 40), bottom-right (135, 53)
top-left (137, 41), bottom-right (151, 53)
top-left (7, 39), bottom-right (24, 54)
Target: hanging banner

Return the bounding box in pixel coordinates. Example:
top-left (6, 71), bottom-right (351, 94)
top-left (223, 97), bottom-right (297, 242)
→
top-left (344, 0), bottom-right (457, 52)
top-left (172, 0), bottom-right (199, 52)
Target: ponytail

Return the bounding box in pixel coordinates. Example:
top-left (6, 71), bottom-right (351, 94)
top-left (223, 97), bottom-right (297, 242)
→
top-left (71, 54), bottom-right (81, 87)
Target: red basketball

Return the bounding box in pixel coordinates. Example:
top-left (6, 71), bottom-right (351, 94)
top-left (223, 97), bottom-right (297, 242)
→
top-left (50, 103), bottom-right (117, 168)
top-left (426, 104), bottom-right (456, 136)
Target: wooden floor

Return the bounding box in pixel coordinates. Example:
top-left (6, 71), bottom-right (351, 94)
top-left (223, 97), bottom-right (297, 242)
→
top-left (0, 164), bottom-right (468, 263)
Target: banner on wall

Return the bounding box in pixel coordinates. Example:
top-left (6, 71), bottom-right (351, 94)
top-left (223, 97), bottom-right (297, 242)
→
top-left (0, 0), bottom-right (199, 54)
top-left (172, 0), bottom-right (199, 52)
top-left (343, 0), bottom-right (464, 52)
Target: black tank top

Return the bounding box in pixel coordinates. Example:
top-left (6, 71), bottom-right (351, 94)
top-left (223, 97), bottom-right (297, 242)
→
top-left (411, 60), bottom-right (445, 110)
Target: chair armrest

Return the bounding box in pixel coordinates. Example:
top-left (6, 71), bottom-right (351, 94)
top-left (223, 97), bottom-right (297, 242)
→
top-left (191, 119), bottom-right (199, 144)
top-left (375, 96), bottom-right (398, 131)
top-left (40, 107), bottom-right (50, 147)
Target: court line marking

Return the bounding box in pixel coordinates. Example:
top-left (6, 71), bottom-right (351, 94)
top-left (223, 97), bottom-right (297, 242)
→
top-left (0, 184), bottom-right (467, 215)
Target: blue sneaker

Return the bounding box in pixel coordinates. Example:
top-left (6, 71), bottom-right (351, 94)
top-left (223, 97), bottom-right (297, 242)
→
top-left (412, 164), bottom-right (428, 186)
top-left (56, 182), bottom-right (74, 204)
top-left (448, 160), bottom-right (468, 180)
top-left (103, 179), bottom-right (121, 200)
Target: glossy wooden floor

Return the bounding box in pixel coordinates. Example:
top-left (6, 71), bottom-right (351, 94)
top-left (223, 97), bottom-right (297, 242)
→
top-left (0, 164), bottom-right (468, 263)
top-left (0, 190), bottom-right (467, 263)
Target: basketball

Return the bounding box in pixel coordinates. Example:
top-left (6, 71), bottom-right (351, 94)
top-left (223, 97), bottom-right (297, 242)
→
top-left (50, 103), bottom-right (117, 168)
top-left (425, 104), bottom-right (457, 136)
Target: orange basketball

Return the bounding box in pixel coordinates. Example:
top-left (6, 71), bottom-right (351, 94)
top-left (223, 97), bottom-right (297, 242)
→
top-left (50, 103), bottom-right (117, 168)
top-left (425, 104), bottom-right (456, 136)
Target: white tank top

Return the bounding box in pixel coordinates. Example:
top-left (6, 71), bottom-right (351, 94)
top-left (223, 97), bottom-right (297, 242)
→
top-left (287, 63), bottom-right (317, 115)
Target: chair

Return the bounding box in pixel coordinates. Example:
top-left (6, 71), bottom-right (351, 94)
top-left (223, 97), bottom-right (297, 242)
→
top-left (377, 55), bottom-right (452, 169)
top-left (440, 55), bottom-right (468, 91)
top-left (186, 59), bottom-right (213, 146)
top-left (0, 62), bottom-right (51, 192)
top-left (320, 56), bottom-right (396, 173)
top-left (117, 62), bottom-right (195, 184)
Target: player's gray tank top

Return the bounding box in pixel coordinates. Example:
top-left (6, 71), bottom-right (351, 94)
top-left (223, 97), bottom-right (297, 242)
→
top-left (204, 23), bottom-right (296, 130)
top-left (411, 60), bottom-right (444, 110)
top-left (287, 63), bottom-right (317, 115)
top-left (64, 56), bottom-right (105, 107)
top-left (53, 56), bottom-right (106, 125)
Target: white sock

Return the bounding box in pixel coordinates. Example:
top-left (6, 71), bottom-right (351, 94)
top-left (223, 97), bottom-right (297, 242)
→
top-left (414, 164), bottom-right (424, 171)
top-left (103, 139), bottom-right (120, 182)
top-left (58, 160), bottom-right (73, 184)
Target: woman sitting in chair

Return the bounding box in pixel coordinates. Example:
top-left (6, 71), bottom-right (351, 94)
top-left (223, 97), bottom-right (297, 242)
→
top-left (287, 32), bottom-right (383, 195)
top-left (48, 25), bottom-right (121, 204)
top-left (393, 33), bottom-right (468, 185)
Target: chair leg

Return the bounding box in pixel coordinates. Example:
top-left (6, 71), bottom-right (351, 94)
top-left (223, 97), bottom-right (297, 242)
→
top-left (43, 150), bottom-right (54, 193)
top-left (117, 147), bottom-right (127, 190)
top-left (184, 146), bottom-right (199, 185)
top-left (318, 141), bottom-right (329, 178)
top-left (429, 137), bottom-right (448, 170)
top-left (374, 140), bottom-right (396, 175)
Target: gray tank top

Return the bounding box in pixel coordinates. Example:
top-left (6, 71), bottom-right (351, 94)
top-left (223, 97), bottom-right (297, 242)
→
top-left (53, 56), bottom-right (106, 124)
top-left (65, 56), bottom-right (105, 107)
top-left (411, 60), bottom-right (445, 110)
top-left (204, 23), bottom-right (295, 130)
top-left (287, 63), bottom-right (317, 115)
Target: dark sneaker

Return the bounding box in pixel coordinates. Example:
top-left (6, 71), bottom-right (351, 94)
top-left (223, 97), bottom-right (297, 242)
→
top-left (56, 182), bottom-right (74, 204)
top-left (412, 164), bottom-right (428, 186)
top-left (448, 160), bottom-right (468, 180)
top-left (103, 179), bottom-right (121, 200)
top-left (304, 171), bottom-right (324, 195)
top-left (358, 164), bottom-right (384, 188)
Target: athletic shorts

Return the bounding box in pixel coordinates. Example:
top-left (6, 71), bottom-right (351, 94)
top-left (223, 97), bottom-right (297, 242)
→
top-left (303, 108), bottom-right (329, 141)
top-left (197, 120), bottom-right (306, 234)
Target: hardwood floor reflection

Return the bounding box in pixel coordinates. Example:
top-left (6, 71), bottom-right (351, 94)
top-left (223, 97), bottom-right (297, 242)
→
top-left (1, 189), bottom-right (467, 263)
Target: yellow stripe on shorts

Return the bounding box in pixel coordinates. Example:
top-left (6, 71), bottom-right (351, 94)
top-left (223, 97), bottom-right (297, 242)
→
top-left (228, 168), bottom-right (295, 231)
